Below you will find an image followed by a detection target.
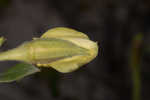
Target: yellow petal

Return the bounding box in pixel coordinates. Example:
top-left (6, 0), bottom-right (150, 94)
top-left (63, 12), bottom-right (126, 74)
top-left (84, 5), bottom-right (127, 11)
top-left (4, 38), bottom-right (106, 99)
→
top-left (41, 27), bottom-right (89, 39)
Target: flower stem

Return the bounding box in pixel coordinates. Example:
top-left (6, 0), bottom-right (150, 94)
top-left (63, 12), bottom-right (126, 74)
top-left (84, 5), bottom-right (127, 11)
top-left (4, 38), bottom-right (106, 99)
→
top-left (130, 33), bottom-right (143, 100)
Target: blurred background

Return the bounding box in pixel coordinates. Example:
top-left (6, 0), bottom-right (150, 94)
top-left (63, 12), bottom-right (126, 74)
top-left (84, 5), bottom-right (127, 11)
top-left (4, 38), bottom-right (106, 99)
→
top-left (0, 0), bottom-right (149, 100)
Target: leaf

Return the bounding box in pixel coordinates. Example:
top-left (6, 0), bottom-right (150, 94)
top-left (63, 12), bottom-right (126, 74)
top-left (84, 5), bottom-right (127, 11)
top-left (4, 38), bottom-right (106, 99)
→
top-left (0, 63), bottom-right (40, 83)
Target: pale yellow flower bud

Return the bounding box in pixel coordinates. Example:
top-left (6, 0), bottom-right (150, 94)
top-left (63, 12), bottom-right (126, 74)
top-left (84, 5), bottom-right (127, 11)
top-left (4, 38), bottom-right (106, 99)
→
top-left (0, 27), bottom-right (98, 73)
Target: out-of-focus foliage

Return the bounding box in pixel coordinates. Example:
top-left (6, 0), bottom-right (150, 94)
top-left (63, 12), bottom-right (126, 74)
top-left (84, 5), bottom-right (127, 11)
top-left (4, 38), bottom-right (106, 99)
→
top-left (0, 36), bottom-right (6, 47)
top-left (0, 0), bottom-right (11, 8)
top-left (130, 33), bottom-right (143, 100)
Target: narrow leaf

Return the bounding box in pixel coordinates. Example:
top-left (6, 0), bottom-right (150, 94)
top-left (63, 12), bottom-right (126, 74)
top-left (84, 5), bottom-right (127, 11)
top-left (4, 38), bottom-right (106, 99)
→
top-left (0, 63), bottom-right (40, 83)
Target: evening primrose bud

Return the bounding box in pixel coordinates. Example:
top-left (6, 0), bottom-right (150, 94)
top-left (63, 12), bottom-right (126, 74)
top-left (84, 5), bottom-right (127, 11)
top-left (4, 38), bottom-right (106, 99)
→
top-left (0, 27), bottom-right (98, 73)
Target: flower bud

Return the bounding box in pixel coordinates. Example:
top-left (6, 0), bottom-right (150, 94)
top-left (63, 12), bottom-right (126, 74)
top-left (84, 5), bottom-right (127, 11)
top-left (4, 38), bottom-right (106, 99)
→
top-left (0, 27), bottom-right (98, 73)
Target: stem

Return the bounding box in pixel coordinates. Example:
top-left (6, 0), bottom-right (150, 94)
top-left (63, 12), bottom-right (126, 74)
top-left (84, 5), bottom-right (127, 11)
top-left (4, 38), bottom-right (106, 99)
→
top-left (131, 62), bottom-right (141, 100)
top-left (0, 46), bottom-right (30, 62)
top-left (130, 34), bottom-right (143, 100)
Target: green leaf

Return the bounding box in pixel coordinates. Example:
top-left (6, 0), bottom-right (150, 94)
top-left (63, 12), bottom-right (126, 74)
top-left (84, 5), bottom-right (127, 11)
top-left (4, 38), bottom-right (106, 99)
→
top-left (0, 63), bottom-right (40, 83)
